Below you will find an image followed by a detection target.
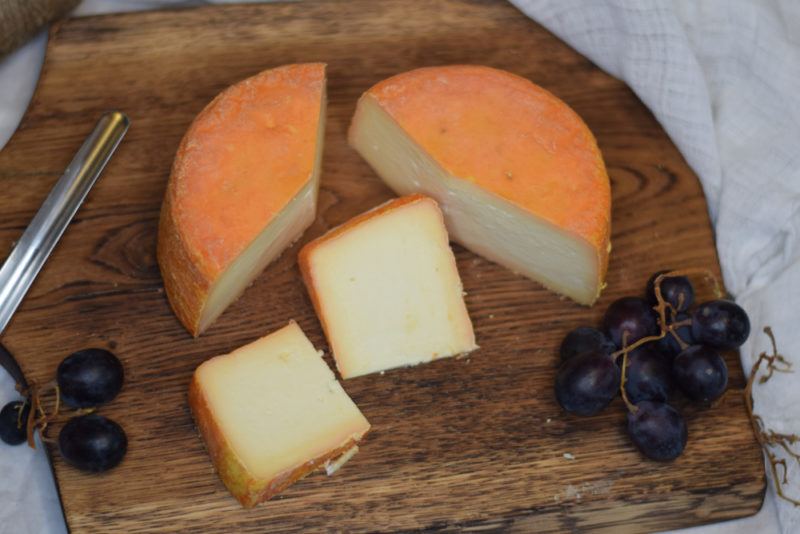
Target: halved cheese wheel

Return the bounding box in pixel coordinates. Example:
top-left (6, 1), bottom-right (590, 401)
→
top-left (349, 65), bottom-right (610, 305)
top-left (158, 63), bottom-right (326, 336)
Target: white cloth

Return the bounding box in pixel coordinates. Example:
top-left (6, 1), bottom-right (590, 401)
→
top-left (510, 1), bottom-right (799, 533)
top-left (1, 0), bottom-right (798, 532)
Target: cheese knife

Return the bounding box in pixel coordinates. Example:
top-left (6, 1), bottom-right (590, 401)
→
top-left (0, 111), bottom-right (129, 382)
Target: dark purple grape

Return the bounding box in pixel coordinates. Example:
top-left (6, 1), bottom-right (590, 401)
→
top-left (59, 414), bottom-right (127, 473)
top-left (627, 401), bottom-right (687, 461)
top-left (57, 349), bottom-right (124, 408)
top-left (623, 345), bottom-right (674, 403)
top-left (555, 351), bottom-right (621, 416)
top-left (691, 300), bottom-right (750, 349)
top-left (657, 312), bottom-right (695, 359)
top-left (603, 297), bottom-right (658, 349)
top-left (0, 400), bottom-right (30, 446)
top-left (672, 345), bottom-right (728, 402)
top-left (646, 271), bottom-right (694, 311)
top-left (559, 327), bottom-right (615, 361)
top-left (615, 341), bottom-right (670, 367)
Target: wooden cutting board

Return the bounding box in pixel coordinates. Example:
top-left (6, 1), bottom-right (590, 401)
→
top-left (0, 1), bottom-right (765, 532)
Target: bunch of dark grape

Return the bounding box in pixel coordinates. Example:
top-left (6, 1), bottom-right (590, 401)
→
top-left (555, 270), bottom-right (750, 461)
top-left (0, 349), bottom-right (127, 473)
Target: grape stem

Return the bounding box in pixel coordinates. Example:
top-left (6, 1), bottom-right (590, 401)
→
top-left (619, 331), bottom-right (637, 413)
top-left (653, 268), bottom-right (723, 330)
top-left (19, 381), bottom-right (99, 448)
top-left (20, 380), bottom-right (62, 449)
top-left (745, 327), bottom-right (800, 507)
top-left (611, 268), bottom-right (720, 362)
top-left (668, 317), bottom-right (693, 352)
top-left (15, 398), bottom-right (27, 429)
top-left (615, 268), bottom-right (723, 412)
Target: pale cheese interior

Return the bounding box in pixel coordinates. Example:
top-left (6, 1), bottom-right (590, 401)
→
top-left (197, 94), bottom-right (327, 334)
top-left (308, 197), bottom-right (477, 379)
top-left (350, 95), bottom-right (601, 305)
top-left (195, 321), bottom-right (369, 481)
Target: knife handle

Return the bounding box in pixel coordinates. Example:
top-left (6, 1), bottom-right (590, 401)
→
top-left (0, 111), bottom-right (130, 336)
top-left (0, 343), bottom-right (27, 389)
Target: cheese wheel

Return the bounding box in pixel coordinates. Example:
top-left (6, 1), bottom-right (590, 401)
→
top-left (349, 65), bottom-right (610, 305)
top-left (158, 64), bottom-right (326, 336)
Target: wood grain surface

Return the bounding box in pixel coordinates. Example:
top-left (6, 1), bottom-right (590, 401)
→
top-left (0, 1), bottom-right (765, 532)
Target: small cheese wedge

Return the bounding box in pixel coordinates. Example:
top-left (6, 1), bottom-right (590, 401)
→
top-left (349, 65), bottom-right (611, 305)
top-left (188, 321), bottom-right (370, 507)
top-left (158, 63), bottom-right (326, 336)
top-left (299, 194), bottom-right (477, 379)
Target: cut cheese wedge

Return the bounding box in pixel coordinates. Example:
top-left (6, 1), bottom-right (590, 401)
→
top-left (299, 194), bottom-right (477, 379)
top-left (188, 321), bottom-right (370, 507)
top-left (349, 65), bottom-right (611, 305)
top-left (158, 63), bottom-right (326, 336)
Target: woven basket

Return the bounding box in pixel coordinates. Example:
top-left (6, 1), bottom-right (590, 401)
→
top-left (0, 0), bottom-right (80, 57)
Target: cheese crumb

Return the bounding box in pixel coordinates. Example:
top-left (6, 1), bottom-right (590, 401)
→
top-left (325, 446), bottom-right (359, 476)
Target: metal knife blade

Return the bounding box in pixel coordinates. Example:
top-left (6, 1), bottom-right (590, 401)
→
top-left (0, 111), bottom-right (129, 379)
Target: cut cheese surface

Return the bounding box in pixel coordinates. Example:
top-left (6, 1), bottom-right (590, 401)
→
top-left (158, 63), bottom-right (326, 336)
top-left (299, 195), bottom-right (477, 379)
top-left (349, 65), bottom-right (610, 305)
top-left (189, 321), bottom-right (369, 507)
